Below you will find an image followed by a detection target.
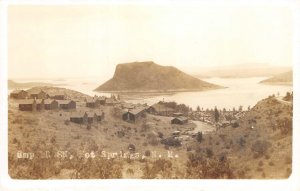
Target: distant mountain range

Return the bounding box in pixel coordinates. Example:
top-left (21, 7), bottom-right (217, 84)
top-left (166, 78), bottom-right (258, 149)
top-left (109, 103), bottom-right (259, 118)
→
top-left (95, 61), bottom-right (223, 92)
top-left (259, 71), bottom-right (293, 85)
top-left (196, 63), bottom-right (292, 78)
top-left (8, 80), bottom-right (64, 90)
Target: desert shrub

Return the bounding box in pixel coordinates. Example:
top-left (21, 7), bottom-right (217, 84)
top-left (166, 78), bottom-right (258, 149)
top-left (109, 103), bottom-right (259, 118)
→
top-left (186, 152), bottom-right (235, 179)
top-left (196, 132), bottom-right (203, 143)
top-left (231, 121), bottom-right (239, 128)
top-left (268, 161), bottom-right (274, 166)
top-left (145, 150), bottom-right (151, 157)
top-left (285, 156), bottom-right (292, 164)
top-left (73, 158), bottom-right (123, 179)
top-left (128, 144), bottom-right (136, 152)
top-left (142, 159), bottom-right (172, 179)
top-left (73, 134), bottom-right (81, 139)
top-left (141, 122), bottom-right (151, 132)
top-left (117, 130), bottom-right (125, 138)
top-left (126, 168), bottom-right (134, 175)
top-left (206, 148), bottom-right (214, 158)
top-left (50, 136), bottom-right (56, 144)
top-left (161, 137), bottom-right (181, 147)
top-left (86, 124), bottom-right (91, 130)
top-left (111, 107), bottom-right (123, 118)
top-left (147, 133), bottom-right (159, 146)
top-left (64, 120), bottom-right (70, 125)
top-left (158, 132), bottom-right (164, 139)
top-left (239, 137), bottom-right (246, 148)
top-left (12, 137), bottom-right (18, 144)
top-left (251, 140), bottom-right (271, 158)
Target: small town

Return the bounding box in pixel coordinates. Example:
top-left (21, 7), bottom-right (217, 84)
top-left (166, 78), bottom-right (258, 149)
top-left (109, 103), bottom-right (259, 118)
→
top-left (9, 88), bottom-right (248, 133)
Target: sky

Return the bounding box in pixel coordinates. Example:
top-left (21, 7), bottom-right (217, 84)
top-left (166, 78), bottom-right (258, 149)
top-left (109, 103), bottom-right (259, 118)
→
top-left (8, 2), bottom-right (294, 79)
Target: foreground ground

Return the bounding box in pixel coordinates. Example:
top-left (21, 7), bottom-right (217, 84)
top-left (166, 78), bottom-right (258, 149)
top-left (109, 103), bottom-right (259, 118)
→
top-left (8, 87), bottom-right (292, 179)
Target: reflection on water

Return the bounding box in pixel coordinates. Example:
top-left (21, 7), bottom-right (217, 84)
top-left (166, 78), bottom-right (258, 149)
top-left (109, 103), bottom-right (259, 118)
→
top-left (12, 77), bottom-right (292, 110)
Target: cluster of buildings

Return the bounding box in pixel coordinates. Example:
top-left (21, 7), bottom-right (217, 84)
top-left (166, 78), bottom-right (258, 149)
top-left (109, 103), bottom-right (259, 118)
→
top-left (121, 102), bottom-right (188, 125)
top-left (10, 89), bottom-right (107, 125)
top-left (10, 89), bottom-right (76, 111)
top-left (11, 89), bottom-right (190, 126)
top-left (70, 111), bottom-right (104, 124)
top-left (85, 96), bottom-right (120, 108)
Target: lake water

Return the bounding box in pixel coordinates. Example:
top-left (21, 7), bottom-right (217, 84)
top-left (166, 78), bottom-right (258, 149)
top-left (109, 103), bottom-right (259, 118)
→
top-left (12, 77), bottom-right (292, 110)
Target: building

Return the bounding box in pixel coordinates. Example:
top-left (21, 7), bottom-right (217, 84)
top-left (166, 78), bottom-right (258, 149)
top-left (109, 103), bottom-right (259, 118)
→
top-left (85, 98), bottom-right (100, 108)
top-left (70, 112), bottom-right (88, 124)
top-left (58, 100), bottom-right (76, 109)
top-left (19, 99), bottom-right (36, 111)
top-left (36, 99), bottom-right (45, 111)
top-left (30, 90), bottom-right (48, 99)
top-left (97, 96), bottom-right (106, 105)
top-left (105, 98), bottom-right (121, 106)
top-left (121, 103), bottom-right (135, 110)
top-left (10, 90), bottom-right (29, 99)
top-left (44, 99), bottom-right (59, 110)
top-left (171, 117), bottom-right (188, 125)
top-left (173, 112), bottom-right (184, 117)
top-left (147, 103), bottom-right (175, 116)
top-left (94, 111), bottom-right (103, 121)
top-left (48, 93), bottom-right (65, 100)
top-left (122, 107), bottom-right (148, 122)
top-left (85, 112), bottom-right (100, 124)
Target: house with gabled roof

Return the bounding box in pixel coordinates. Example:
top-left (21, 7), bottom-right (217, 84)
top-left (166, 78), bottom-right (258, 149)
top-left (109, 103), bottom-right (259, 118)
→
top-left (70, 112), bottom-right (88, 124)
top-left (58, 100), bottom-right (76, 109)
top-left (44, 99), bottom-right (59, 110)
top-left (10, 90), bottom-right (29, 99)
top-left (29, 89), bottom-right (48, 99)
top-left (122, 106), bottom-right (148, 122)
top-left (19, 99), bottom-right (36, 111)
top-left (171, 116), bottom-right (188, 125)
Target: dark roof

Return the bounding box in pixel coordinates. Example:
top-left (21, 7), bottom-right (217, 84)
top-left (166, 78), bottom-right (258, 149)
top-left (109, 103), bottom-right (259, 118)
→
top-left (86, 98), bottom-right (96, 103)
top-left (122, 103), bottom-right (135, 109)
top-left (173, 116), bottom-right (188, 122)
top-left (97, 96), bottom-right (106, 101)
top-left (128, 106), bottom-right (148, 115)
top-left (19, 99), bottom-right (35, 105)
top-left (44, 99), bottom-right (57, 104)
top-left (150, 103), bottom-right (174, 112)
top-left (70, 111), bottom-right (87, 118)
top-left (173, 112), bottom-right (184, 116)
top-left (35, 99), bottom-right (44, 104)
top-left (58, 100), bottom-right (74, 105)
top-left (11, 90), bottom-right (27, 94)
top-left (85, 111), bottom-right (96, 117)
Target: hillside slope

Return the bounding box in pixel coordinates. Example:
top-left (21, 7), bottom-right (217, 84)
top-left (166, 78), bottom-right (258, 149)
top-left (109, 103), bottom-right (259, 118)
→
top-left (95, 61), bottom-right (223, 92)
top-left (189, 95), bottom-right (293, 178)
top-left (260, 71), bottom-right (293, 85)
top-left (196, 64), bottom-right (292, 78)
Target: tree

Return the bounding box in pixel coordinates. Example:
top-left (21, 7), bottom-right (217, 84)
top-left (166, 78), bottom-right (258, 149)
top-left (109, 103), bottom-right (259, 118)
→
top-left (239, 105), bottom-right (243, 112)
top-left (214, 107), bottom-right (220, 122)
top-left (284, 92), bottom-right (292, 101)
top-left (196, 132), bottom-right (203, 143)
top-left (197, 106), bottom-right (201, 112)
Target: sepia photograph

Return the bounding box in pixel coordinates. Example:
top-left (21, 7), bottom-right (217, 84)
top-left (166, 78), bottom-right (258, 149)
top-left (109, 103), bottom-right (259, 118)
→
top-left (1, 0), bottom-right (300, 190)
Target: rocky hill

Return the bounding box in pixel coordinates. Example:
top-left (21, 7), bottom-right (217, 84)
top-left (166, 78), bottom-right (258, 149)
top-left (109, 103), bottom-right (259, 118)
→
top-left (95, 61), bottom-right (223, 92)
top-left (259, 71), bottom-right (293, 85)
